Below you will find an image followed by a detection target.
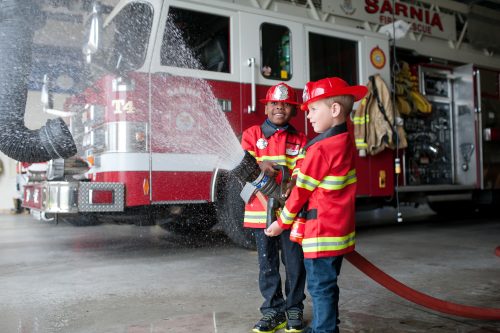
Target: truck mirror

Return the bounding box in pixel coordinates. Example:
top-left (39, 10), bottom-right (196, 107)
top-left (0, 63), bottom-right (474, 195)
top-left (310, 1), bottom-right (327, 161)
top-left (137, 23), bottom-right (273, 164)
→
top-left (41, 74), bottom-right (76, 118)
top-left (82, 2), bottom-right (102, 64)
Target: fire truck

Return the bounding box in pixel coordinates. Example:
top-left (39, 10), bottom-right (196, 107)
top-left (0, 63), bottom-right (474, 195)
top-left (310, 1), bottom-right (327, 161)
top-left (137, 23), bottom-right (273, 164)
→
top-left (21, 0), bottom-right (500, 248)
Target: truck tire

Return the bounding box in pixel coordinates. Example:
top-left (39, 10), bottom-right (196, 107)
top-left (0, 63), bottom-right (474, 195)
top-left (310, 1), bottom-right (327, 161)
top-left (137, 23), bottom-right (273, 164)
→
top-left (216, 172), bottom-right (256, 249)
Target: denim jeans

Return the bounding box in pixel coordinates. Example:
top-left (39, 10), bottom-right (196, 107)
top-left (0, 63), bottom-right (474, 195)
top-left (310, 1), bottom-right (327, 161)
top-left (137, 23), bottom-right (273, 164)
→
top-left (254, 229), bottom-right (306, 314)
top-left (304, 256), bottom-right (344, 333)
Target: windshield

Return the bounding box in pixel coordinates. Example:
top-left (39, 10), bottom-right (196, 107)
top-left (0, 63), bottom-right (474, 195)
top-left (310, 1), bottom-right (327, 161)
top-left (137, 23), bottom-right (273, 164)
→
top-left (96, 2), bottom-right (153, 74)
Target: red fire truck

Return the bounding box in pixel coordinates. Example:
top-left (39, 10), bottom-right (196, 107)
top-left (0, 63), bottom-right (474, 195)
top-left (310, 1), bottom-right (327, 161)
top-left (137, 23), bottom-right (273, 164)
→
top-left (22, 0), bottom-right (500, 248)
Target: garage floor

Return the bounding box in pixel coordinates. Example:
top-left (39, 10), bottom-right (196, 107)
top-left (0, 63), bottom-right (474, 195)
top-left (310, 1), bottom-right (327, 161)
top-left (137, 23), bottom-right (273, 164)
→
top-left (0, 208), bottom-right (499, 333)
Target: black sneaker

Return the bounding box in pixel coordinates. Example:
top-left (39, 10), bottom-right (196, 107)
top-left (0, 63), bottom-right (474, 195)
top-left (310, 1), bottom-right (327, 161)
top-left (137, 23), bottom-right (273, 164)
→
top-left (252, 310), bottom-right (287, 333)
top-left (285, 308), bottom-right (305, 332)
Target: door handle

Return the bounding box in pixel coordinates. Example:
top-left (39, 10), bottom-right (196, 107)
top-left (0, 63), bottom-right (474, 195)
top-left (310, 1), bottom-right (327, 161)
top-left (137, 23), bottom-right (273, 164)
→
top-left (247, 57), bottom-right (256, 113)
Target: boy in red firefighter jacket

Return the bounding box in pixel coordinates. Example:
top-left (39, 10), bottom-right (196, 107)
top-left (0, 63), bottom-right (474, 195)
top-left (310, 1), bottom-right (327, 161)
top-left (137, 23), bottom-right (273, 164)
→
top-left (266, 77), bottom-right (368, 333)
top-left (241, 82), bottom-right (307, 333)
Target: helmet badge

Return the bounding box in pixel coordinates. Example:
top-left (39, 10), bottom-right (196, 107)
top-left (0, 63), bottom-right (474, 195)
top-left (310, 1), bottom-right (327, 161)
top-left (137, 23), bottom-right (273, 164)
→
top-left (272, 84), bottom-right (289, 101)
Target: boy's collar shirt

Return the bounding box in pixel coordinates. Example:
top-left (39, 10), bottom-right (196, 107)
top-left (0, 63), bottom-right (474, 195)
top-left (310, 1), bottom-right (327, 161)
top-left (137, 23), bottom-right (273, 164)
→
top-left (262, 119), bottom-right (297, 138)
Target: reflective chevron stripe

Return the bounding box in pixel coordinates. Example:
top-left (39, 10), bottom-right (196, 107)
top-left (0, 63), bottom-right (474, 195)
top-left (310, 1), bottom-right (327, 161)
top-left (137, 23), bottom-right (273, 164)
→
top-left (296, 171), bottom-right (321, 191)
top-left (318, 169), bottom-right (357, 190)
top-left (243, 211), bottom-right (266, 224)
top-left (279, 206), bottom-right (296, 225)
top-left (302, 232), bottom-right (355, 253)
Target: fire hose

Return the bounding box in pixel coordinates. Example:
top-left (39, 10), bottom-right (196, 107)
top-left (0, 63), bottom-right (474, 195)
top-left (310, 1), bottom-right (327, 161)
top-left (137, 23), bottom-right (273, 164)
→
top-left (345, 250), bottom-right (500, 320)
top-left (230, 151), bottom-right (500, 321)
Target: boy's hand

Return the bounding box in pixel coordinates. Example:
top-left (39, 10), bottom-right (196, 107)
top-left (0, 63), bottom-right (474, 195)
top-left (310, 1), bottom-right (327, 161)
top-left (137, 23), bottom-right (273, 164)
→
top-left (259, 161), bottom-right (278, 177)
top-left (264, 221), bottom-right (284, 237)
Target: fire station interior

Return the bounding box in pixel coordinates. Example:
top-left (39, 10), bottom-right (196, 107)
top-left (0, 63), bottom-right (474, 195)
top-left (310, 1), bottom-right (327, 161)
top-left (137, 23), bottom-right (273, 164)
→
top-left (0, 1), bottom-right (499, 332)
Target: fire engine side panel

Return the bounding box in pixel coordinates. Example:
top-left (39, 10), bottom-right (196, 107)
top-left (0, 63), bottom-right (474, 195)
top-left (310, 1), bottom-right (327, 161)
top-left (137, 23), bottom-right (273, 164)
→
top-left (102, 0), bottom-right (396, 207)
top-left (151, 171), bottom-right (212, 202)
top-left (207, 80), bottom-right (243, 136)
top-left (355, 149), bottom-right (394, 197)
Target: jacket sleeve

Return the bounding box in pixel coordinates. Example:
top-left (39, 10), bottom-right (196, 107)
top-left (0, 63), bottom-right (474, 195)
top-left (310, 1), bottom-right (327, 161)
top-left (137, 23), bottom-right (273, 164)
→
top-left (241, 128), bottom-right (256, 156)
top-left (277, 147), bottom-right (329, 229)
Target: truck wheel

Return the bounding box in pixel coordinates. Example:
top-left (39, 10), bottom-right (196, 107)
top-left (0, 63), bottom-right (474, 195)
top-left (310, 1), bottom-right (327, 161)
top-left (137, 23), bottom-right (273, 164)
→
top-left (216, 172), bottom-right (256, 249)
top-left (56, 213), bottom-right (102, 226)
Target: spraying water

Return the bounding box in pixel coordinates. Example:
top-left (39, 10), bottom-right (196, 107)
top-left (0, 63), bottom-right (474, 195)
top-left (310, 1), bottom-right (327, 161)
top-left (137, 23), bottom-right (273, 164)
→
top-left (151, 19), bottom-right (244, 170)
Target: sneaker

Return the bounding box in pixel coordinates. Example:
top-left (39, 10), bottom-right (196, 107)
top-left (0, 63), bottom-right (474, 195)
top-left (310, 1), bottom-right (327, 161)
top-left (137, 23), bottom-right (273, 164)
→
top-left (285, 308), bottom-right (305, 332)
top-left (252, 310), bottom-right (287, 333)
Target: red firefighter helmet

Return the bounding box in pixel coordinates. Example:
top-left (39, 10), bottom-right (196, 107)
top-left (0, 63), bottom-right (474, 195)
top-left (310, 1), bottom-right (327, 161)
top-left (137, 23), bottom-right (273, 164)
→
top-left (259, 83), bottom-right (299, 105)
top-left (301, 77), bottom-right (368, 111)
top-left (300, 82), bottom-right (315, 111)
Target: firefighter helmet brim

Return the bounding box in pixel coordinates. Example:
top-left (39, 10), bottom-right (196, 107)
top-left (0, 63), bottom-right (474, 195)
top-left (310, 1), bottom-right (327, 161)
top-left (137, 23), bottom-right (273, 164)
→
top-left (301, 77), bottom-right (367, 111)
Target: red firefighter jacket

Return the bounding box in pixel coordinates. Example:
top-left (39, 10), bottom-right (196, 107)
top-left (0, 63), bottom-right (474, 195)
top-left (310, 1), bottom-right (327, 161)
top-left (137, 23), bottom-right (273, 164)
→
top-left (277, 122), bottom-right (357, 258)
top-left (241, 121), bottom-right (307, 228)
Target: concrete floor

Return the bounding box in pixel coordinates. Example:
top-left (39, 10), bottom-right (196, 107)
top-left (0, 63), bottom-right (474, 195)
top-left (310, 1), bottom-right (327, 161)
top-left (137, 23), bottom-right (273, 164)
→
top-left (0, 208), bottom-right (499, 333)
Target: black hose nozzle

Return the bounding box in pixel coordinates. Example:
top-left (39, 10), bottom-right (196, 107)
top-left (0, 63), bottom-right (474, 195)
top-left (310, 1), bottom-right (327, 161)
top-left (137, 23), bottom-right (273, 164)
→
top-left (231, 150), bottom-right (289, 206)
top-left (230, 150), bottom-right (262, 184)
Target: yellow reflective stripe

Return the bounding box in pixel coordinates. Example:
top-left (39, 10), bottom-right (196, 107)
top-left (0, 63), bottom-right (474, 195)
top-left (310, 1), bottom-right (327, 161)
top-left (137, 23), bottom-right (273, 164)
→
top-left (352, 115), bottom-right (369, 125)
top-left (256, 155), bottom-right (286, 165)
top-left (247, 150), bottom-right (256, 157)
top-left (285, 156), bottom-right (299, 170)
top-left (253, 155), bottom-right (299, 175)
top-left (302, 232), bottom-right (355, 253)
top-left (318, 169), bottom-right (357, 190)
top-left (292, 168), bottom-right (299, 177)
top-left (296, 171), bottom-right (320, 191)
top-left (355, 139), bottom-right (368, 149)
top-left (244, 211), bottom-right (266, 223)
top-left (279, 206), bottom-right (296, 225)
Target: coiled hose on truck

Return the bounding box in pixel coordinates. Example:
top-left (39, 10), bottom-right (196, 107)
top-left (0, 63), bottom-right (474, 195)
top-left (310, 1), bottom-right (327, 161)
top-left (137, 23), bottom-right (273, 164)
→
top-left (346, 250), bottom-right (500, 320)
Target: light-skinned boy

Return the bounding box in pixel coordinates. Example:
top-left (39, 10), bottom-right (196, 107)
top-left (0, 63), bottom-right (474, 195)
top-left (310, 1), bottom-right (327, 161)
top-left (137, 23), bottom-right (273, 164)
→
top-left (241, 82), bottom-right (307, 333)
top-left (265, 77), bottom-right (368, 333)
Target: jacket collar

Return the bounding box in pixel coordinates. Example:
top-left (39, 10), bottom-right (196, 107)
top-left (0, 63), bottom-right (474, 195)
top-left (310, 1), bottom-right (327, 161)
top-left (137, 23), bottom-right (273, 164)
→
top-left (305, 122), bottom-right (348, 150)
top-left (261, 119), bottom-right (298, 139)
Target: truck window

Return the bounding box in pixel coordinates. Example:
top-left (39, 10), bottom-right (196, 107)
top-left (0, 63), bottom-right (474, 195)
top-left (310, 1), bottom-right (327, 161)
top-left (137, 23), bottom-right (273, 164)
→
top-left (101, 3), bottom-right (153, 72)
top-left (161, 7), bottom-right (230, 73)
top-left (308, 32), bottom-right (358, 84)
top-left (261, 23), bottom-right (292, 81)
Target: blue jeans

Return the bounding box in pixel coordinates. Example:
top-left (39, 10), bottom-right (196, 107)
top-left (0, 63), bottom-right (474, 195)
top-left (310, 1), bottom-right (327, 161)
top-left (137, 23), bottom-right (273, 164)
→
top-left (255, 229), bottom-right (306, 314)
top-left (304, 256), bottom-right (344, 333)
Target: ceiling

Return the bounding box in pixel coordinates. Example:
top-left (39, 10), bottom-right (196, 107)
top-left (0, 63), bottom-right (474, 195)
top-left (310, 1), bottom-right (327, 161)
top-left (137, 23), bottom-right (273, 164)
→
top-left (453, 0), bottom-right (500, 10)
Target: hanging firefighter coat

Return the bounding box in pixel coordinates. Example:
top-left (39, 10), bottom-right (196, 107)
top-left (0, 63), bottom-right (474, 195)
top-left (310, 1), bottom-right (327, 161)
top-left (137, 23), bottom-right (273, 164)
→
top-left (241, 121), bottom-right (307, 228)
top-left (353, 74), bottom-right (407, 156)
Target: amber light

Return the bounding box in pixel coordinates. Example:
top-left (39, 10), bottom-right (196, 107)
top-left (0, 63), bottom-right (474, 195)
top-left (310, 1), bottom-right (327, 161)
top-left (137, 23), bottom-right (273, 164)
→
top-left (143, 178), bottom-right (150, 195)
